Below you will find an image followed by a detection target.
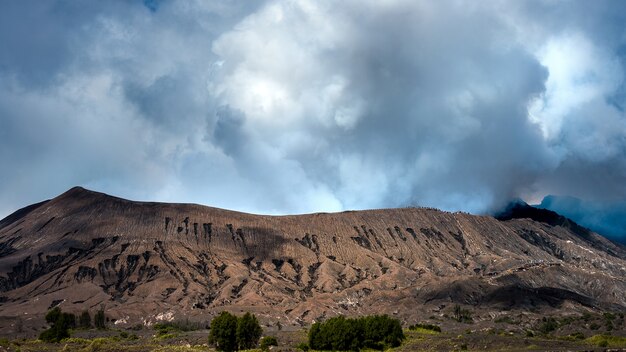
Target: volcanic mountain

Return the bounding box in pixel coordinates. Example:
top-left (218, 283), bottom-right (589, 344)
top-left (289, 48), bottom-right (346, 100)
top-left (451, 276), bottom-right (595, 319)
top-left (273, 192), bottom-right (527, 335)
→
top-left (0, 187), bottom-right (625, 332)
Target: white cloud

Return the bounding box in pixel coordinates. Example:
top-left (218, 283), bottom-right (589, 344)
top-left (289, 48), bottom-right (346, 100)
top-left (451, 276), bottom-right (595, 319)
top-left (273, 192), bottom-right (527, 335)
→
top-left (529, 33), bottom-right (623, 142)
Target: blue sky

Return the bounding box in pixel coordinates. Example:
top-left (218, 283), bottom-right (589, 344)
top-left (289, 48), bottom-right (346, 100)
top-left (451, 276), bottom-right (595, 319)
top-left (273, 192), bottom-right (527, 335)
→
top-left (1, 1), bottom-right (626, 222)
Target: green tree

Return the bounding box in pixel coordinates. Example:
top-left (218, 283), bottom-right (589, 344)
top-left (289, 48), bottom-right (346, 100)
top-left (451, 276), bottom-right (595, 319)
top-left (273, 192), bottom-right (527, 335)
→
top-left (308, 315), bottom-right (405, 351)
top-left (309, 316), bottom-right (362, 351)
top-left (363, 315), bottom-right (404, 348)
top-left (45, 307), bottom-right (62, 324)
top-left (39, 308), bottom-right (76, 342)
top-left (79, 310), bottom-right (91, 329)
top-left (94, 308), bottom-right (106, 330)
top-left (453, 305), bottom-right (473, 323)
top-left (308, 322), bottom-right (322, 350)
top-left (209, 311), bottom-right (238, 352)
top-left (259, 336), bottom-right (278, 350)
top-left (538, 317), bottom-right (558, 334)
top-left (236, 312), bottom-right (263, 349)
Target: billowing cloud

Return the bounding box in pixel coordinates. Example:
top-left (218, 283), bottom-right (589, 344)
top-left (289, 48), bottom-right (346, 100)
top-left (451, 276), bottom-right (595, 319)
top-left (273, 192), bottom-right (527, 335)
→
top-left (1, 0), bottom-right (626, 222)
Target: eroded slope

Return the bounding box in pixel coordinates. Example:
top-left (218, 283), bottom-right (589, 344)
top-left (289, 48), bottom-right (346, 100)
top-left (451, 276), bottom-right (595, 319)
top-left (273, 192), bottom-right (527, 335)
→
top-left (0, 187), bottom-right (624, 328)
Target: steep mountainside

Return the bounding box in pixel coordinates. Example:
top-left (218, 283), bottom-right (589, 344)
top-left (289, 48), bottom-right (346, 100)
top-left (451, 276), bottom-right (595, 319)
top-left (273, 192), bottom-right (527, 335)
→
top-left (0, 187), bottom-right (625, 330)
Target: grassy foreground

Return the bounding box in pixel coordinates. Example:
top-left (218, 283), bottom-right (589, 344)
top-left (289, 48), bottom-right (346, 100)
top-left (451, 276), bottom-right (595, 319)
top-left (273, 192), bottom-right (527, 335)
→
top-left (1, 327), bottom-right (625, 352)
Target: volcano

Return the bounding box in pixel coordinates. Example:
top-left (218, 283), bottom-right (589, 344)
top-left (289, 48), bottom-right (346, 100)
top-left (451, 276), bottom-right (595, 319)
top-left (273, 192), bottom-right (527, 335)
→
top-left (0, 187), bottom-right (625, 332)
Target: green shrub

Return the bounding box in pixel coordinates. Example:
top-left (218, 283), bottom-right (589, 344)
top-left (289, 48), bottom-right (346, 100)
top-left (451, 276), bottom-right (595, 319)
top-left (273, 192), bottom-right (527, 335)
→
top-left (209, 312), bottom-right (239, 352)
top-left (156, 333), bottom-right (177, 340)
top-left (119, 331), bottom-right (129, 339)
top-left (94, 308), bottom-right (106, 330)
top-left (558, 316), bottom-right (577, 326)
top-left (309, 315), bottom-right (404, 351)
top-left (296, 342), bottom-right (310, 351)
top-left (362, 315), bottom-right (404, 348)
top-left (570, 332), bottom-right (585, 340)
top-left (603, 312), bottom-right (616, 321)
top-left (408, 323), bottom-right (441, 332)
top-left (129, 324), bottom-right (144, 331)
top-left (537, 317), bottom-right (558, 335)
top-left (79, 310), bottom-right (91, 329)
top-left (260, 336), bottom-right (278, 350)
top-left (586, 334), bottom-right (626, 348)
top-left (494, 316), bottom-right (518, 324)
top-left (237, 312), bottom-right (263, 349)
top-left (154, 323), bottom-right (180, 338)
top-left (154, 319), bottom-right (206, 332)
top-left (208, 311), bottom-right (264, 351)
top-left (39, 308), bottom-right (76, 342)
top-left (452, 305), bottom-right (473, 323)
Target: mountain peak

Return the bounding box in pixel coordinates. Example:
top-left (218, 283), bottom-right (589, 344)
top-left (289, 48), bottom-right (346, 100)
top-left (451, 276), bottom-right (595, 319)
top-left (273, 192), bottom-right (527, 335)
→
top-left (51, 186), bottom-right (120, 206)
top-left (57, 186), bottom-right (97, 198)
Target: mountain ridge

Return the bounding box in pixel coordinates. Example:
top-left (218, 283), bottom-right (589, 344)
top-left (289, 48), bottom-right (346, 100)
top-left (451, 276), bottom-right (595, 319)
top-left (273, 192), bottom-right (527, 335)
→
top-left (0, 187), bottom-right (625, 334)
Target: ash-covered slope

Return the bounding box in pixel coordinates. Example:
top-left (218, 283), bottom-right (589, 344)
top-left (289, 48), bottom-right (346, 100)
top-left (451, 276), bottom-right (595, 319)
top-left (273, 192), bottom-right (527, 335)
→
top-left (0, 187), bottom-right (625, 329)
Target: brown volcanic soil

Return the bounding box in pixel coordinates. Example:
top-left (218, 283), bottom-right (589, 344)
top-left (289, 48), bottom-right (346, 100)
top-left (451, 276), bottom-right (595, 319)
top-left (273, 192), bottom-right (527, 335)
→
top-left (0, 187), bottom-right (625, 334)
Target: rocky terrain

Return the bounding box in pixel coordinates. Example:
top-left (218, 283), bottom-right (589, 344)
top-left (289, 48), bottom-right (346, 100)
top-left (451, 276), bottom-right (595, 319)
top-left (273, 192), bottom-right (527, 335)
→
top-left (0, 187), bottom-right (625, 334)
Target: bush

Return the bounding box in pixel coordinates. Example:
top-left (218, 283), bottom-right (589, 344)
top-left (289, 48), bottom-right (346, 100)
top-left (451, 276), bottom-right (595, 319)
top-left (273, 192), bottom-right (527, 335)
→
top-left (452, 305), bottom-right (473, 323)
top-left (154, 323), bottom-right (180, 339)
top-left (494, 316), bottom-right (519, 325)
top-left (408, 323), bottom-right (441, 332)
top-left (208, 311), bottom-right (264, 351)
top-left (362, 315), bottom-right (404, 348)
top-left (308, 315), bottom-right (404, 351)
top-left (260, 336), bottom-right (278, 350)
top-left (94, 308), bottom-right (106, 330)
top-left (154, 319), bottom-right (206, 332)
top-left (296, 342), bottom-right (310, 351)
top-left (237, 312), bottom-right (263, 349)
top-left (209, 312), bottom-right (239, 352)
top-left (570, 332), bottom-right (585, 340)
top-left (39, 307), bottom-right (76, 342)
top-left (309, 316), bottom-right (361, 351)
top-left (537, 317), bottom-right (558, 335)
top-left (586, 334), bottom-right (626, 348)
top-left (79, 311), bottom-right (91, 329)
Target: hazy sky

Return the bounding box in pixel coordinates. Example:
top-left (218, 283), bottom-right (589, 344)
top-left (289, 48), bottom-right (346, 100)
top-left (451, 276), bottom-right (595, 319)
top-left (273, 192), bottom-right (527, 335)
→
top-left (1, 0), bottom-right (626, 217)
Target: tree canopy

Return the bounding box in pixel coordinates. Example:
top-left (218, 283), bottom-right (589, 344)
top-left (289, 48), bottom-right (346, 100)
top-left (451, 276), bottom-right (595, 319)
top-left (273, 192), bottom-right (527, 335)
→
top-left (309, 315), bottom-right (404, 351)
top-left (209, 312), bottom-right (240, 352)
top-left (39, 307), bottom-right (76, 342)
top-left (209, 311), bottom-right (264, 351)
